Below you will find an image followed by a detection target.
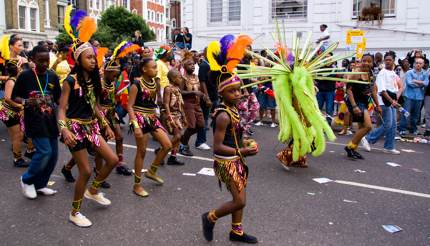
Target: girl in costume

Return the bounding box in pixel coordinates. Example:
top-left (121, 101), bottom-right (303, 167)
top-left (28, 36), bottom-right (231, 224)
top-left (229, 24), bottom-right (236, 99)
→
top-left (202, 35), bottom-right (259, 244)
top-left (0, 59), bottom-right (34, 167)
top-left (127, 58), bottom-right (172, 197)
top-left (162, 69), bottom-right (187, 165)
top-left (344, 54), bottom-right (380, 159)
top-left (58, 5), bottom-right (119, 227)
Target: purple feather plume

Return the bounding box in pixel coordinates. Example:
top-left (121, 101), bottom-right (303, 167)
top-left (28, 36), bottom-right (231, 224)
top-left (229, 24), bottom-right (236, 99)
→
top-left (70, 9), bottom-right (87, 32)
top-left (118, 42), bottom-right (132, 54)
top-left (219, 34), bottom-right (235, 64)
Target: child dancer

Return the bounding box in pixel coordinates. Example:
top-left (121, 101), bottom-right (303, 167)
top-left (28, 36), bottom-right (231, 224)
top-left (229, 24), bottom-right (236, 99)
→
top-left (0, 59), bottom-right (34, 167)
top-left (58, 6), bottom-right (118, 227)
top-left (162, 69), bottom-right (187, 165)
top-left (202, 34), bottom-right (259, 244)
top-left (127, 58), bottom-right (172, 197)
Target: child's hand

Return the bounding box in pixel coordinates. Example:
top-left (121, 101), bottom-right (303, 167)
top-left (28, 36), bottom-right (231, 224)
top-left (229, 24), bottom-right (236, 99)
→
top-left (240, 146), bottom-right (258, 157)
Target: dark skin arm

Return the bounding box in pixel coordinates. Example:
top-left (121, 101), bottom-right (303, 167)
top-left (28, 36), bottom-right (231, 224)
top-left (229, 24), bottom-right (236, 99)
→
top-left (162, 86), bottom-right (177, 129)
top-left (127, 84), bottom-right (144, 138)
top-left (213, 112), bottom-right (258, 157)
top-left (200, 80), bottom-right (212, 106)
top-left (155, 77), bottom-right (163, 106)
top-left (57, 80), bottom-right (77, 147)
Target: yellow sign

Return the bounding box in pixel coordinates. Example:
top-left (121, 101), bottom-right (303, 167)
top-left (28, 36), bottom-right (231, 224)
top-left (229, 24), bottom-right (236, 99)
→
top-left (356, 38), bottom-right (367, 60)
top-left (346, 29), bottom-right (364, 45)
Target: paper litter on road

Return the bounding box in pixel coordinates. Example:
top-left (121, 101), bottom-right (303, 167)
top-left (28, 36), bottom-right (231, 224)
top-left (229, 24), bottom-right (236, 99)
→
top-left (382, 225), bottom-right (402, 233)
top-left (328, 222), bottom-right (334, 225)
top-left (329, 151), bottom-right (335, 153)
top-left (47, 181), bottom-right (55, 186)
top-left (386, 162), bottom-right (401, 167)
top-left (1, 139), bottom-right (5, 142)
top-left (343, 199), bottom-right (358, 203)
top-left (132, 169), bottom-right (148, 173)
top-left (306, 192), bottom-right (316, 196)
top-left (354, 169), bottom-right (366, 173)
top-left (182, 173), bottom-right (196, 176)
top-left (412, 168), bottom-right (423, 173)
top-left (197, 168), bottom-right (215, 176)
top-left (401, 149), bottom-right (416, 153)
top-left (312, 177), bottom-right (333, 184)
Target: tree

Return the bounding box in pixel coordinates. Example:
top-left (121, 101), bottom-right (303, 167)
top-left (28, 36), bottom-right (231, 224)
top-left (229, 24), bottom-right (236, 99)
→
top-left (97, 6), bottom-right (155, 49)
top-left (56, 6), bottom-right (155, 49)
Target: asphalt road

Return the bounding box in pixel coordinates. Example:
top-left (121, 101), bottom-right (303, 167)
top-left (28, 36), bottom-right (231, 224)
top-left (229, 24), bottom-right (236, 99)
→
top-left (0, 123), bottom-right (429, 246)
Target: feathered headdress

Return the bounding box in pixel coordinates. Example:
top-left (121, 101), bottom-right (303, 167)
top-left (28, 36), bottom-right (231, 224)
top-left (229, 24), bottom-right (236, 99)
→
top-left (154, 45), bottom-right (171, 61)
top-left (64, 4), bottom-right (97, 61)
top-left (104, 41), bottom-right (141, 71)
top-left (0, 35), bottom-right (11, 65)
top-left (207, 34), bottom-right (253, 92)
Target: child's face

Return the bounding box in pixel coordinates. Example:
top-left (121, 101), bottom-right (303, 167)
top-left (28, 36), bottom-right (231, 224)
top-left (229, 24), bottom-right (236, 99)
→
top-left (79, 49), bottom-right (96, 72)
top-left (171, 72), bottom-right (182, 87)
top-left (221, 83), bottom-right (241, 105)
top-left (104, 70), bottom-right (119, 82)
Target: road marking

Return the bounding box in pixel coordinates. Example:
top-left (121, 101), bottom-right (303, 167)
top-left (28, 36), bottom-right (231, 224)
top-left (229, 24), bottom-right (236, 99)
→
top-left (334, 180), bottom-right (430, 199)
top-left (327, 141), bottom-right (423, 154)
top-left (108, 142), bottom-right (214, 162)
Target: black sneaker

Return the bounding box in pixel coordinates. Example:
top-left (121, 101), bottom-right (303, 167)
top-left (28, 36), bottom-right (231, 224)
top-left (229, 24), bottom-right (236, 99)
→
top-left (344, 146), bottom-right (358, 160)
top-left (352, 150), bottom-right (364, 160)
top-left (229, 232), bottom-right (258, 244)
top-left (167, 156), bottom-right (184, 166)
top-left (101, 180), bottom-right (111, 189)
top-left (424, 130), bottom-right (430, 137)
top-left (61, 166), bottom-right (75, 182)
top-left (24, 150), bottom-right (35, 159)
top-left (154, 148), bottom-right (165, 165)
top-left (116, 165), bottom-right (132, 176)
top-left (14, 158), bottom-right (29, 168)
top-left (201, 212), bottom-right (215, 242)
top-left (179, 145), bottom-right (194, 156)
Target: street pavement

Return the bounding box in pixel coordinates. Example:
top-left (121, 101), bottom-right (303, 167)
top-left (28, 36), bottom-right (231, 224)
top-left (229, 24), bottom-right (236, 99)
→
top-left (0, 122), bottom-right (429, 246)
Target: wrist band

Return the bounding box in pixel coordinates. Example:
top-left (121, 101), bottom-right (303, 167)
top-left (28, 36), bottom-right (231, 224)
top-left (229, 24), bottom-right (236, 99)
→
top-left (130, 120), bottom-right (139, 129)
top-left (235, 148), bottom-right (242, 156)
top-left (58, 120), bottom-right (68, 130)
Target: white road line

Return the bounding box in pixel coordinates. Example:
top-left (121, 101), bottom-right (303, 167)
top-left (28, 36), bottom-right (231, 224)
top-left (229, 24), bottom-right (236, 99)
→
top-left (334, 180), bottom-right (430, 199)
top-left (108, 142), bottom-right (214, 162)
top-left (327, 141), bottom-right (423, 154)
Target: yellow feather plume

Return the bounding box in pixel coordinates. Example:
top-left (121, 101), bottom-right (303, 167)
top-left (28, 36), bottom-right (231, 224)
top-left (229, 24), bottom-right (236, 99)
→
top-left (64, 5), bottom-right (75, 41)
top-left (207, 41), bottom-right (221, 71)
top-left (111, 41), bottom-right (127, 61)
top-left (0, 35), bottom-right (11, 62)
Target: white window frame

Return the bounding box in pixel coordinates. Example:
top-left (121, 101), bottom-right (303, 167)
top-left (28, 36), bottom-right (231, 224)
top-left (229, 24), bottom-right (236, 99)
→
top-left (17, 0), bottom-right (40, 32)
top-left (44, 0), bottom-right (50, 28)
top-left (57, 3), bottom-right (67, 27)
top-left (228, 0), bottom-right (241, 22)
top-left (208, 0), bottom-right (223, 23)
top-left (18, 3), bottom-right (26, 30)
top-left (352, 0), bottom-right (396, 19)
top-left (271, 0), bottom-right (308, 20)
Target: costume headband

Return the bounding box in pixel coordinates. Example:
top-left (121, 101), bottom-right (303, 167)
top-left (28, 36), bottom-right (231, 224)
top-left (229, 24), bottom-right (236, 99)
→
top-left (218, 74), bottom-right (241, 92)
top-left (74, 42), bottom-right (93, 61)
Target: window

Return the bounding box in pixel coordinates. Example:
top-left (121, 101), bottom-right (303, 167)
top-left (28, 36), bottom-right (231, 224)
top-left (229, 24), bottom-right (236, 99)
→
top-left (19, 6), bottom-right (26, 29)
top-left (96, 0), bottom-right (100, 9)
top-left (353, 0), bottom-right (396, 18)
top-left (156, 13), bottom-right (160, 22)
top-left (209, 0), bottom-right (223, 23)
top-left (106, 0), bottom-right (114, 8)
top-left (172, 18), bottom-right (176, 28)
top-left (228, 0), bottom-right (241, 21)
top-left (30, 8), bottom-right (37, 31)
top-left (89, 0), bottom-right (93, 8)
top-left (132, 9), bottom-right (138, 15)
top-left (272, 0), bottom-right (308, 19)
top-left (147, 10), bottom-right (150, 19)
top-left (58, 5), bottom-right (65, 26)
top-left (160, 13), bottom-right (164, 22)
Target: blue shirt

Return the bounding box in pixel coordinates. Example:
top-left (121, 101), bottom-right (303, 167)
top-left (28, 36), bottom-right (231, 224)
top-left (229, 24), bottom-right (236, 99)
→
top-left (404, 69), bottom-right (429, 100)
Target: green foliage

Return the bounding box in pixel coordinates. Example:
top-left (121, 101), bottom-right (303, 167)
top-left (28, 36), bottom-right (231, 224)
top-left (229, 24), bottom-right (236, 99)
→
top-left (55, 6), bottom-right (155, 49)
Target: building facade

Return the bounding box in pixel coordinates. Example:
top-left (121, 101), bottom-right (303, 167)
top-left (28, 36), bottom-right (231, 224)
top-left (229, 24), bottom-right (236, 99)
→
top-left (140, 0), bottom-right (168, 42)
top-left (182, 0), bottom-right (430, 57)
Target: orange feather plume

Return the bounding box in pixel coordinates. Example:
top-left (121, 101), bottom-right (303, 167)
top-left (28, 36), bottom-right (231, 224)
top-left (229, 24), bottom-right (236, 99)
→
top-left (117, 44), bottom-right (141, 58)
top-left (226, 35), bottom-right (253, 72)
top-left (96, 47), bottom-right (109, 68)
top-left (77, 17), bottom-right (97, 42)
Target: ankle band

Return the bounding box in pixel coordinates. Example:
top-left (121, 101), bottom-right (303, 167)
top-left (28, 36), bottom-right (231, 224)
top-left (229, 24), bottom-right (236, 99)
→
top-left (91, 179), bottom-right (103, 189)
top-left (149, 164), bottom-right (158, 174)
top-left (208, 210), bottom-right (218, 223)
top-left (134, 174), bottom-right (142, 184)
top-left (13, 150), bottom-right (22, 159)
top-left (347, 141), bottom-right (358, 150)
top-left (231, 222), bottom-right (244, 236)
top-left (72, 199), bottom-right (83, 211)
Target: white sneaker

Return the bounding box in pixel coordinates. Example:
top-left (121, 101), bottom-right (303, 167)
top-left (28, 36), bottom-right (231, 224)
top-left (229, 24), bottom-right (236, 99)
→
top-left (270, 123), bottom-right (278, 128)
top-left (69, 212), bottom-right (92, 227)
top-left (37, 187), bottom-right (58, 196)
top-left (84, 190), bottom-right (111, 206)
top-left (361, 137), bottom-right (371, 152)
top-left (196, 143), bottom-right (211, 150)
top-left (346, 130), bottom-right (353, 135)
top-left (254, 121), bottom-right (264, 126)
top-left (383, 149), bottom-right (401, 155)
top-left (20, 177), bottom-right (37, 199)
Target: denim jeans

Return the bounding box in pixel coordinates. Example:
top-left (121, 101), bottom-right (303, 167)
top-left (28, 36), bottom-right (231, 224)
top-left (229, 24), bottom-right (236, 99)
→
top-left (316, 91), bottom-right (335, 125)
top-left (367, 105), bottom-right (396, 150)
top-left (195, 102), bottom-right (210, 147)
top-left (399, 98), bottom-right (423, 133)
top-left (22, 137), bottom-right (58, 190)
